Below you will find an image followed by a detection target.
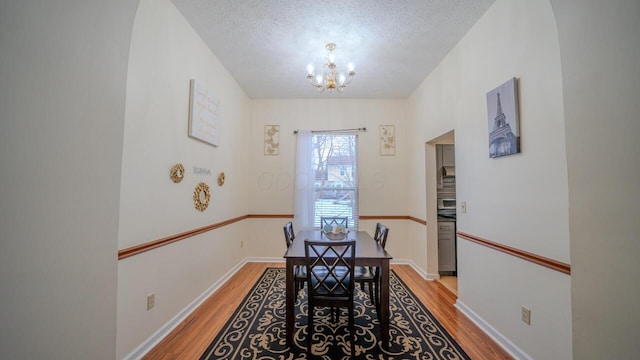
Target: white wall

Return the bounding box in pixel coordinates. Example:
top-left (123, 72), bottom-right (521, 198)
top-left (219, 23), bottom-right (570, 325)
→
top-left (551, 0), bottom-right (640, 358)
top-left (408, 1), bottom-right (571, 358)
top-left (116, 0), bottom-right (251, 357)
top-left (0, 1), bottom-right (137, 359)
top-left (246, 100), bottom-right (416, 266)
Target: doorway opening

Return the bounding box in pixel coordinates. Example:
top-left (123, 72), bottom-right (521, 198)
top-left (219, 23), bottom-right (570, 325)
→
top-left (426, 131), bottom-right (457, 296)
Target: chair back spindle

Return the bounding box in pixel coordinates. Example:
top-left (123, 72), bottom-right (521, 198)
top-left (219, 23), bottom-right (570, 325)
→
top-left (320, 216), bottom-right (349, 230)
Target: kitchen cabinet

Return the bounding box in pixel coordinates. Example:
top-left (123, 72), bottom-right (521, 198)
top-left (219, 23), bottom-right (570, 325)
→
top-left (438, 221), bottom-right (456, 273)
top-left (436, 144), bottom-right (455, 189)
top-left (436, 144), bottom-right (455, 171)
top-left (441, 144), bottom-right (455, 167)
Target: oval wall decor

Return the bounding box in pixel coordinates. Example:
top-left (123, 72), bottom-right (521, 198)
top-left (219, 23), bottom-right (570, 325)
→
top-left (193, 182), bottom-right (211, 212)
top-left (170, 163), bottom-right (185, 183)
top-left (217, 172), bottom-right (226, 186)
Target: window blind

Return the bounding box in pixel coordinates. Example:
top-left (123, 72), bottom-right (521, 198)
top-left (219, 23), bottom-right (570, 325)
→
top-left (312, 134), bottom-right (359, 229)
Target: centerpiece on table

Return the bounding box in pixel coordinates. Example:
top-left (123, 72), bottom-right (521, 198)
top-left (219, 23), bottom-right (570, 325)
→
top-left (322, 223), bottom-right (349, 240)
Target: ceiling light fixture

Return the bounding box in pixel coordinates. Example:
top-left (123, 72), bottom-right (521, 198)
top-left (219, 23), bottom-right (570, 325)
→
top-left (306, 43), bottom-right (355, 93)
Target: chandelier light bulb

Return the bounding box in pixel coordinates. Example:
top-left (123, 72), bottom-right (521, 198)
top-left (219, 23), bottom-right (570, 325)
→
top-left (316, 74), bottom-right (323, 84)
top-left (307, 64), bottom-right (314, 75)
top-left (348, 63), bottom-right (354, 72)
top-left (328, 53), bottom-right (335, 64)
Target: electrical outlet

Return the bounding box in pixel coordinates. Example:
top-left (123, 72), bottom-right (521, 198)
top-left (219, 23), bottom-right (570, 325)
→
top-left (147, 293), bottom-right (155, 311)
top-left (521, 306), bottom-right (531, 325)
top-left (240, 240), bottom-right (244, 248)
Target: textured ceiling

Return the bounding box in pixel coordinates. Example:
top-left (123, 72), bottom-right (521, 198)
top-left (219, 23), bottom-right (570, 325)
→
top-left (172, 0), bottom-right (495, 99)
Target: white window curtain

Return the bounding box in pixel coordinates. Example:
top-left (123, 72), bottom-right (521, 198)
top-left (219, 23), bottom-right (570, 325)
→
top-left (294, 131), bottom-right (359, 231)
top-left (294, 130), bottom-right (316, 231)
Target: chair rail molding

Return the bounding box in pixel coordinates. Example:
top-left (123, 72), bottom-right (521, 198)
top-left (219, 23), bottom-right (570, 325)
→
top-left (118, 214), bottom-right (428, 260)
top-left (457, 231), bottom-right (571, 275)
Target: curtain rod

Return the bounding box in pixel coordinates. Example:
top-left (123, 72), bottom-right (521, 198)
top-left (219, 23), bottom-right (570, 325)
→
top-left (293, 127), bottom-right (366, 134)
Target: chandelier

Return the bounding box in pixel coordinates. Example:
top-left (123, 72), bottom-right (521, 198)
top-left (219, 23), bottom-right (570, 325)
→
top-left (306, 43), bottom-right (355, 93)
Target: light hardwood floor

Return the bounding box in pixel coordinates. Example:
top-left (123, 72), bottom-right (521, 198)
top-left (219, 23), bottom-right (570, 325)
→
top-left (143, 262), bottom-right (512, 359)
top-left (438, 275), bottom-right (458, 295)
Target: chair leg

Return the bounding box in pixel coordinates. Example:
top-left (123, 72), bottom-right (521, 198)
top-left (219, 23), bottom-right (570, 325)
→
top-left (375, 277), bottom-right (381, 314)
top-left (373, 280), bottom-right (378, 308)
top-left (349, 305), bottom-right (356, 357)
top-left (307, 305), bottom-right (313, 356)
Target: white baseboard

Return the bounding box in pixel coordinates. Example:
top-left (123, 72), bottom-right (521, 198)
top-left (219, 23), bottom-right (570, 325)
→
top-left (243, 257), bottom-right (438, 281)
top-left (425, 273), bottom-right (440, 281)
top-left (244, 257), bottom-right (285, 263)
top-left (455, 300), bottom-right (532, 360)
top-left (122, 258), bottom-right (250, 360)
top-left (390, 258), bottom-right (439, 280)
top-left (244, 257), bottom-right (436, 280)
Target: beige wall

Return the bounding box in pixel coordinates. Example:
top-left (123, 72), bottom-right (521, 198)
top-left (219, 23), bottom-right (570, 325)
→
top-left (0, 1), bottom-right (137, 359)
top-left (116, 0), bottom-right (251, 357)
top-left (551, 0), bottom-right (640, 358)
top-left (408, 0), bottom-right (571, 358)
top-left (246, 100), bottom-right (415, 265)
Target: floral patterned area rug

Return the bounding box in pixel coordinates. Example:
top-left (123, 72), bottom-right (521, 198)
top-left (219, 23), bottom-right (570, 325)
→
top-left (200, 268), bottom-right (470, 360)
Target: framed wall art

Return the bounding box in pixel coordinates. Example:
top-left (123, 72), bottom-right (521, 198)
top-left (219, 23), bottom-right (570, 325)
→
top-left (487, 78), bottom-right (520, 158)
top-left (380, 125), bottom-right (396, 156)
top-left (264, 125), bottom-right (280, 155)
top-left (188, 79), bottom-right (220, 147)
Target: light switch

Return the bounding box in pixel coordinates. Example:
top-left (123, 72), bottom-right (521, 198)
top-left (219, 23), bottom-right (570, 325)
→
top-left (460, 201), bottom-right (467, 213)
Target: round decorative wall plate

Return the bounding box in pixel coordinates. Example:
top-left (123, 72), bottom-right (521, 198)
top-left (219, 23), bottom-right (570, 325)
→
top-left (170, 163), bottom-right (185, 183)
top-left (217, 172), bottom-right (226, 186)
top-left (193, 182), bottom-right (210, 212)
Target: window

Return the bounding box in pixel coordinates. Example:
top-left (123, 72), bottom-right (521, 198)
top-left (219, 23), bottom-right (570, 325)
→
top-left (312, 134), bottom-right (358, 229)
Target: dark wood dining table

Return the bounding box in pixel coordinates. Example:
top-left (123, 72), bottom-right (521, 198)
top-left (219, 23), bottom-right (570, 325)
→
top-left (283, 230), bottom-right (393, 348)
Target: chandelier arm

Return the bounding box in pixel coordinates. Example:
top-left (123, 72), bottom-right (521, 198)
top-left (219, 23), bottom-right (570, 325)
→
top-left (342, 71), bottom-right (355, 86)
top-left (307, 74), bottom-right (324, 89)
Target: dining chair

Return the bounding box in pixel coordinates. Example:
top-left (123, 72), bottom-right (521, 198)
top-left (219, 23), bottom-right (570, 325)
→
top-left (283, 221), bottom-right (295, 247)
top-left (320, 216), bottom-right (349, 230)
top-left (304, 239), bottom-right (357, 357)
top-left (373, 222), bottom-right (388, 249)
top-left (283, 222), bottom-right (306, 291)
top-left (354, 223), bottom-right (389, 309)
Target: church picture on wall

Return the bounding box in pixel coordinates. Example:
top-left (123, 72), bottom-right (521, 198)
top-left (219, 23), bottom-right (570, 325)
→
top-left (487, 77), bottom-right (520, 158)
